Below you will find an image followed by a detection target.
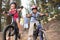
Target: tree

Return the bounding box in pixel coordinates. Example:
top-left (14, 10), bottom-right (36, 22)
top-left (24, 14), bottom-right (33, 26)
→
top-left (0, 0), bottom-right (2, 31)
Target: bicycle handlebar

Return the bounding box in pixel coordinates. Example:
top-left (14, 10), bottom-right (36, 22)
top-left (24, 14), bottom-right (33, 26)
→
top-left (31, 14), bottom-right (46, 21)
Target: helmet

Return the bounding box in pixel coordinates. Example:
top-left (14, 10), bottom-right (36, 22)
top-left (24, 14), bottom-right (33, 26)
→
top-left (20, 6), bottom-right (24, 9)
top-left (31, 5), bottom-right (37, 10)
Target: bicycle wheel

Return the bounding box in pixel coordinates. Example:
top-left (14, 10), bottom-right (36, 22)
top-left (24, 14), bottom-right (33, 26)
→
top-left (33, 30), bottom-right (38, 40)
top-left (41, 30), bottom-right (47, 40)
top-left (3, 25), bottom-right (15, 40)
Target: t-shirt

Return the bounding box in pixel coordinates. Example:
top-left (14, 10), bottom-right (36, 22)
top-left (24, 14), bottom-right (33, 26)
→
top-left (24, 17), bottom-right (29, 24)
top-left (9, 9), bottom-right (19, 21)
top-left (30, 12), bottom-right (40, 22)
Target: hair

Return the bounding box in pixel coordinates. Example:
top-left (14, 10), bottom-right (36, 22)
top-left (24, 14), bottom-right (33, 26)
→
top-left (17, 6), bottom-right (23, 9)
top-left (10, 2), bottom-right (17, 8)
top-left (20, 6), bottom-right (23, 9)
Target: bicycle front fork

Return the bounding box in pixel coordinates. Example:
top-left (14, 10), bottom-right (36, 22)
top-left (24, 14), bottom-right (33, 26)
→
top-left (33, 28), bottom-right (43, 40)
top-left (40, 31), bottom-right (43, 40)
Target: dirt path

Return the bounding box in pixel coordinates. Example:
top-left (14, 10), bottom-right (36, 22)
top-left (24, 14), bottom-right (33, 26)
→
top-left (21, 31), bottom-right (28, 40)
top-left (44, 20), bottom-right (60, 40)
top-left (0, 32), bottom-right (3, 40)
top-left (0, 20), bottom-right (60, 40)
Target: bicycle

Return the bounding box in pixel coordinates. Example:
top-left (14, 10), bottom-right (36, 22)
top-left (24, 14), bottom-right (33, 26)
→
top-left (3, 14), bottom-right (20, 40)
top-left (33, 15), bottom-right (47, 40)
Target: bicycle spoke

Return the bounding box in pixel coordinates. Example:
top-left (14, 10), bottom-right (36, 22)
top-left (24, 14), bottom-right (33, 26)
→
top-left (6, 31), bottom-right (11, 40)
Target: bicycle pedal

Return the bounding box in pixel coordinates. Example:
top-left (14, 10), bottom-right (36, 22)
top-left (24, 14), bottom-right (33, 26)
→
top-left (9, 32), bottom-right (14, 36)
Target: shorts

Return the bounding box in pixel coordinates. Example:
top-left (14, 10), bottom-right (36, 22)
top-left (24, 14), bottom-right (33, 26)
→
top-left (24, 23), bottom-right (28, 28)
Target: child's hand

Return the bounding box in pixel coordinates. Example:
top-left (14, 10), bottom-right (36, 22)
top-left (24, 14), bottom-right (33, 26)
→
top-left (40, 13), bottom-right (44, 16)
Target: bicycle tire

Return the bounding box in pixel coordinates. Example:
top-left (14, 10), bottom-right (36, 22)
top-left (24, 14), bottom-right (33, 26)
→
top-left (33, 30), bottom-right (38, 40)
top-left (3, 25), bottom-right (15, 40)
top-left (41, 30), bottom-right (47, 40)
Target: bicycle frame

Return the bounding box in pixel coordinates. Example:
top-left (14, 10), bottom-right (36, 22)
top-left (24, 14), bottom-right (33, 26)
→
top-left (3, 12), bottom-right (21, 40)
top-left (33, 15), bottom-right (47, 40)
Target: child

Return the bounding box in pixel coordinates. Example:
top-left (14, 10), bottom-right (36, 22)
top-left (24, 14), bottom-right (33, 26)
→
top-left (27, 5), bottom-right (48, 40)
top-left (23, 14), bottom-right (29, 31)
top-left (3, 2), bottom-right (23, 39)
top-left (9, 2), bottom-right (23, 32)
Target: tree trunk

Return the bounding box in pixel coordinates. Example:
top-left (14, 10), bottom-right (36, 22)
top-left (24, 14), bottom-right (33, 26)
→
top-left (5, 0), bottom-right (12, 25)
top-left (0, 0), bottom-right (2, 32)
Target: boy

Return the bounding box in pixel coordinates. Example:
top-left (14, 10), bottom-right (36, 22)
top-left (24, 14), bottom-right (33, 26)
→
top-left (27, 5), bottom-right (48, 40)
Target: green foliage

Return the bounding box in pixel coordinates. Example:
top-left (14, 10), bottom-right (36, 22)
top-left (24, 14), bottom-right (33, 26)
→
top-left (55, 14), bottom-right (60, 20)
top-left (0, 0), bottom-right (2, 31)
